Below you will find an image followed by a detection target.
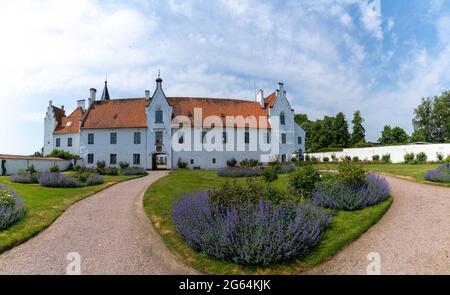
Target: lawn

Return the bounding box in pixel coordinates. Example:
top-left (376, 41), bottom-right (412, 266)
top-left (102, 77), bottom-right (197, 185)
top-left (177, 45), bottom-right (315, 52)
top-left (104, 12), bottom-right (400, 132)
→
top-left (312, 162), bottom-right (450, 187)
top-left (0, 174), bottom-right (141, 253)
top-left (143, 169), bottom-right (392, 274)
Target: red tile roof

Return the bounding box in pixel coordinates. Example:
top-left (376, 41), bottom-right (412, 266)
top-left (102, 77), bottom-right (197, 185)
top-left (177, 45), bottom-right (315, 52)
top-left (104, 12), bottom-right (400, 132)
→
top-left (54, 107), bottom-right (85, 134)
top-left (57, 93), bottom-right (278, 132)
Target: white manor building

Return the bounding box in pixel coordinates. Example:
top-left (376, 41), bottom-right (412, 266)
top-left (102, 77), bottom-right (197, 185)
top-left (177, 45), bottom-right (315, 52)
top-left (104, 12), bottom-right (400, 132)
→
top-left (43, 77), bottom-right (305, 170)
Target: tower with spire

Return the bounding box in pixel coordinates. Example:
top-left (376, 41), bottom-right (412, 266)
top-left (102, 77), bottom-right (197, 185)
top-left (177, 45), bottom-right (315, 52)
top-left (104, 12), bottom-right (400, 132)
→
top-left (101, 80), bottom-right (110, 100)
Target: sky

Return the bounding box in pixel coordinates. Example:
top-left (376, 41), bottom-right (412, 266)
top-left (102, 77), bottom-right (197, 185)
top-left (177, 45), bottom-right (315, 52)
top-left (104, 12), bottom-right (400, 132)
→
top-left (1, 0), bottom-right (450, 154)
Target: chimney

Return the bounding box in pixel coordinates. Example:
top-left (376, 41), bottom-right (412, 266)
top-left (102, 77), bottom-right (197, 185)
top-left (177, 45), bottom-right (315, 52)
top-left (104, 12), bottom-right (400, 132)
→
top-left (256, 89), bottom-right (265, 108)
top-left (278, 82), bottom-right (284, 94)
top-left (77, 99), bottom-right (86, 111)
top-left (49, 100), bottom-right (53, 107)
top-left (90, 88), bottom-right (96, 101)
top-left (61, 105), bottom-right (64, 110)
top-left (145, 90), bottom-right (150, 99)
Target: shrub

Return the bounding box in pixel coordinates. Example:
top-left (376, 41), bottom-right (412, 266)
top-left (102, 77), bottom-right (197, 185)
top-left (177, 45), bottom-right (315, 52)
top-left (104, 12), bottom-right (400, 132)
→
top-left (424, 164), bottom-right (450, 183)
top-left (288, 165), bottom-right (321, 198)
top-left (304, 155), bottom-right (311, 162)
top-left (38, 172), bottom-right (83, 188)
top-left (337, 161), bottom-right (367, 184)
top-left (177, 158), bottom-right (188, 169)
top-left (352, 156), bottom-right (359, 162)
top-left (291, 157), bottom-right (297, 163)
top-left (415, 152), bottom-right (427, 163)
top-left (372, 155), bottom-right (380, 161)
top-left (310, 156), bottom-right (319, 162)
top-left (73, 165), bottom-right (82, 172)
top-left (323, 157), bottom-right (330, 162)
top-left (226, 158), bottom-right (238, 167)
top-left (278, 162), bottom-right (296, 174)
top-left (312, 173), bottom-right (390, 211)
top-left (10, 169), bottom-right (40, 184)
top-left (86, 173), bottom-right (104, 186)
top-left (239, 159), bottom-right (260, 168)
top-left (47, 149), bottom-right (79, 160)
top-left (217, 167), bottom-right (261, 177)
top-left (436, 153), bottom-right (444, 162)
top-left (49, 164), bottom-right (60, 172)
top-left (344, 155), bottom-right (352, 161)
top-left (0, 184), bottom-right (26, 230)
top-left (381, 154), bottom-right (391, 164)
top-left (331, 154), bottom-right (337, 162)
top-left (172, 192), bottom-right (332, 265)
top-left (446, 155), bottom-right (450, 164)
top-left (262, 166), bottom-right (279, 183)
top-left (404, 152), bottom-right (415, 164)
top-left (122, 167), bottom-right (148, 176)
top-left (1, 159), bottom-right (6, 176)
top-left (119, 162), bottom-right (130, 170)
top-left (26, 165), bottom-right (36, 174)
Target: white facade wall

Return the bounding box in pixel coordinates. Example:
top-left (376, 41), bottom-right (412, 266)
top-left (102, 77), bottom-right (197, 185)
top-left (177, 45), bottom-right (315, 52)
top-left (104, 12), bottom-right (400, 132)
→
top-left (307, 143), bottom-right (450, 163)
top-left (43, 102), bottom-right (58, 156)
top-left (52, 133), bottom-right (80, 155)
top-left (79, 128), bottom-right (148, 168)
top-left (0, 158), bottom-right (72, 176)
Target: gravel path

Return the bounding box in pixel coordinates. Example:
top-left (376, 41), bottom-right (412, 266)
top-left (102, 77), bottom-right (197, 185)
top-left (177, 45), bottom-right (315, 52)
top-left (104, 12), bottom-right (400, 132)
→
top-left (0, 172), bottom-right (197, 275)
top-left (305, 175), bottom-right (450, 275)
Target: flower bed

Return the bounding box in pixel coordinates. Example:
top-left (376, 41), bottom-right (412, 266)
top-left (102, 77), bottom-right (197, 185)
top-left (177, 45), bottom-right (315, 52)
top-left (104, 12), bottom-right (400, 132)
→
top-left (38, 172), bottom-right (104, 188)
top-left (424, 164), bottom-right (450, 183)
top-left (0, 184), bottom-right (26, 230)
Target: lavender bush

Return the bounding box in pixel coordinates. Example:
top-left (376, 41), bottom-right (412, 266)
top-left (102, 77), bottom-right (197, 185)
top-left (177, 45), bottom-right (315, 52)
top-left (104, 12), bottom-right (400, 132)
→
top-left (10, 171), bottom-right (40, 184)
top-left (217, 167), bottom-right (262, 177)
top-left (121, 167), bottom-right (148, 176)
top-left (312, 173), bottom-right (390, 211)
top-left (86, 173), bottom-right (104, 186)
top-left (424, 164), bottom-right (450, 183)
top-left (38, 172), bottom-right (83, 188)
top-left (172, 192), bottom-right (332, 265)
top-left (0, 184), bottom-right (26, 230)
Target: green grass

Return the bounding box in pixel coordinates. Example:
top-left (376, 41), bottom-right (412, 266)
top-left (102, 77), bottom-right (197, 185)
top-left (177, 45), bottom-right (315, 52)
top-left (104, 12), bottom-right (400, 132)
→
top-left (313, 162), bottom-right (450, 187)
top-left (143, 169), bottom-right (392, 274)
top-left (0, 174), bottom-right (141, 253)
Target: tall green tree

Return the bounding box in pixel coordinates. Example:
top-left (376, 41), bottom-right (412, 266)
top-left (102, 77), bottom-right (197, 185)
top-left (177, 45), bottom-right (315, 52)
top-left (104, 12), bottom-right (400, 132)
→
top-left (351, 110), bottom-right (366, 146)
top-left (379, 125), bottom-right (409, 145)
top-left (332, 112), bottom-right (350, 148)
top-left (412, 97), bottom-right (434, 142)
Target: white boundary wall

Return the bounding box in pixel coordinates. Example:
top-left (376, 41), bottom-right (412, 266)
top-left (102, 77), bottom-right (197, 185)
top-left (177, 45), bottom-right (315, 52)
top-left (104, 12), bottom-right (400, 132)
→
top-left (0, 157), bottom-right (72, 176)
top-left (306, 143), bottom-right (450, 163)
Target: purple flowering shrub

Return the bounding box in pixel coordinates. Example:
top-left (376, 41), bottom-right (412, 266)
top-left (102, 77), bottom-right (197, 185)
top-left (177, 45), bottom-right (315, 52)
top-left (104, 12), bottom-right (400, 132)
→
top-left (424, 164), bottom-right (450, 183)
top-left (312, 173), bottom-right (390, 211)
top-left (38, 172), bottom-right (83, 188)
top-left (217, 167), bottom-right (262, 177)
top-left (121, 167), bottom-right (148, 176)
top-left (85, 173), bottom-right (104, 186)
top-left (0, 184), bottom-right (26, 230)
top-left (10, 171), bottom-right (40, 184)
top-left (172, 191), bottom-right (332, 265)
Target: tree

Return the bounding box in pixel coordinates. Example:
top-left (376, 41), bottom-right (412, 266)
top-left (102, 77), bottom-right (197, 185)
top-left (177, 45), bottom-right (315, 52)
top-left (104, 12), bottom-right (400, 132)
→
top-left (379, 125), bottom-right (409, 145)
top-left (332, 112), bottom-right (350, 148)
top-left (294, 114), bottom-right (309, 128)
top-left (412, 92), bottom-right (450, 143)
top-left (351, 110), bottom-right (366, 146)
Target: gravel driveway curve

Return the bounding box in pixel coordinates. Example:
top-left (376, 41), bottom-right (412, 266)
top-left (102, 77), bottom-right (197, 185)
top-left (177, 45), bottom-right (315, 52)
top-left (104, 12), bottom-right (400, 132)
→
top-left (305, 175), bottom-right (450, 275)
top-left (0, 171), bottom-right (197, 275)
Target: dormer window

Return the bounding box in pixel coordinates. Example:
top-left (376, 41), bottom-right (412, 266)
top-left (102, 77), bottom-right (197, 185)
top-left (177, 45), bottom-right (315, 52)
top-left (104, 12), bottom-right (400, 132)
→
top-left (155, 110), bottom-right (163, 123)
top-left (280, 113), bottom-right (286, 125)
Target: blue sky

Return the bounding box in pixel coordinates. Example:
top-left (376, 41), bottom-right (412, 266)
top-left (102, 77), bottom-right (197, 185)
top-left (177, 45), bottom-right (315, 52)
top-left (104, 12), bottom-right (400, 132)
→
top-left (1, 0), bottom-right (450, 154)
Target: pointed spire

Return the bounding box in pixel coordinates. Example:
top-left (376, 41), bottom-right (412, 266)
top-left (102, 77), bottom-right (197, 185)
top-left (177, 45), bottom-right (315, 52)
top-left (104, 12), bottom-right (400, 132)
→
top-left (101, 80), bottom-right (110, 100)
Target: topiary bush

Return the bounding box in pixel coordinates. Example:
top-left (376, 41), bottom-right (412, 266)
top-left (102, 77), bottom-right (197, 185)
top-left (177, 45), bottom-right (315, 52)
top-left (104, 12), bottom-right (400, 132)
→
top-left (424, 164), bottom-right (450, 183)
top-left (381, 154), bottom-right (391, 164)
top-left (372, 155), bottom-right (380, 162)
top-left (49, 164), bottom-right (60, 172)
top-left (0, 184), bottom-right (26, 230)
top-left (239, 159), bottom-right (260, 168)
top-left (288, 165), bottom-right (321, 198)
top-left (261, 166), bottom-right (278, 183)
top-left (404, 153), bottom-right (415, 164)
top-left (436, 153), bottom-right (444, 162)
top-left (217, 167), bottom-right (262, 177)
top-left (312, 173), bottom-right (390, 211)
top-left (172, 192), bottom-right (332, 265)
top-left (226, 158), bottom-right (237, 167)
top-left (38, 172), bottom-right (83, 188)
top-left (323, 157), bottom-right (330, 162)
top-left (119, 162), bottom-right (130, 170)
top-left (415, 152), bottom-right (427, 163)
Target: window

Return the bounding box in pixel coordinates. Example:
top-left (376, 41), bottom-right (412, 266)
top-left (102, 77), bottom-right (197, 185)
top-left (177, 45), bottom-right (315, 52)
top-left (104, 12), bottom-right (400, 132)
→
top-left (155, 131), bottom-right (163, 145)
top-left (202, 130), bottom-right (207, 143)
top-left (155, 110), bottom-right (163, 123)
top-left (110, 132), bottom-right (117, 144)
top-left (212, 158), bottom-right (216, 164)
top-left (244, 129), bottom-right (250, 144)
top-left (56, 138), bottom-right (60, 147)
top-left (179, 133), bottom-right (184, 144)
top-left (133, 154), bottom-right (140, 165)
top-left (67, 138), bottom-right (72, 147)
top-left (298, 136), bottom-right (302, 145)
top-left (87, 154), bottom-right (94, 164)
top-left (110, 154), bottom-right (117, 165)
top-left (280, 113), bottom-right (286, 125)
top-left (281, 133), bottom-right (287, 144)
top-left (88, 133), bottom-right (94, 145)
top-left (134, 132), bottom-right (141, 144)
top-left (222, 131), bottom-right (227, 143)
top-left (266, 132), bottom-right (271, 144)
top-left (190, 159), bottom-right (194, 164)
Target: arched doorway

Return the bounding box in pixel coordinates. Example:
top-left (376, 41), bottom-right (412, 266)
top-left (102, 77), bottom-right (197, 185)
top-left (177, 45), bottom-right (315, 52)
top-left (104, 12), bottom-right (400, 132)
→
top-left (152, 153), bottom-right (168, 170)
